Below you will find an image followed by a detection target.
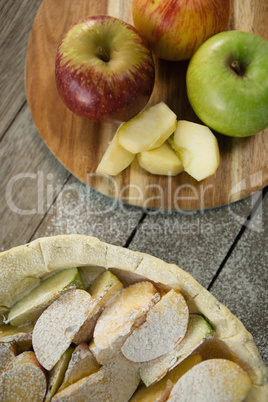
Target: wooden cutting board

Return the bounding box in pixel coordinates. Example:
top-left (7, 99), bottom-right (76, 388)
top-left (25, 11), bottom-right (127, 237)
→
top-left (25, 0), bottom-right (268, 210)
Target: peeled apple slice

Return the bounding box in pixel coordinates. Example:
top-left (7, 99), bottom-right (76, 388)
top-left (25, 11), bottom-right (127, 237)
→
top-left (72, 271), bottom-right (123, 344)
top-left (140, 314), bottom-right (214, 386)
top-left (121, 289), bottom-right (189, 362)
top-left (7, 268), bottom-right (85, 327)
top-left (58, 343), bottom-right (100, 392)
top-left (0, 343), bottom-right (17, 375)
top-left (0, 351), bottom-right (47, 402)
top-left (32, 289), bottom-right (94, 371)
top-left (52, 353), bottom-right (140, 402)
top-left (171, 120), bottom-right (220, 181)
top-left (129, 354), bottom-right (202, 402)
top-left (138, 141), bottom-right (183, 176)
top-left (89, 270), bottom-right (123, 307)
top-left (168, 358), bottom-right (252, 401)
top-left (92, 281), bottom-right (160, 363)
top-left (96, 133), bottom-right (135, 176)
top-left (117, 102), bottom-right (177, 153)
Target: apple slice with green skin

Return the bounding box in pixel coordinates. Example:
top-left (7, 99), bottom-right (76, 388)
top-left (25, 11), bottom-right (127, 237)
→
top-left (96, 133), bottom-right (135, 176)
top-left (138, 141), bottom-right (183, 176)
top-left (45, 347), bottom-right (74, 402)
top-left (0, 351), bottom-right (47, 402)
top-left (0, 323), bottom-right (34, 344)
top-left (58, 343), bottom-right (100, 392)
top-left (73, 271), bottom-right (123, 344)
top-left (168, 358), bottom-right (252, 401)
top-left (117, 102), bottom-right (177, 153)
top-left (55, 15), bottom-right (155, 123)
top-left (186, 30), bottom-right (268, 137)
top-left (32, 289), bottom-right (94, 371)
top-left (92, 281), bottom-right (160, 364)
top-left (130, 353), bottom-right (202, 402)
top-left (140, 314), bottom-right (214, 386)
top-left (170, 120), bottom-right (220, 181)
top-left (89, 270), bottom-right (123, 305)
top-left (121, 289), bottom-right (189, 363)
top-left (7, 268), bottom-right (85, 327)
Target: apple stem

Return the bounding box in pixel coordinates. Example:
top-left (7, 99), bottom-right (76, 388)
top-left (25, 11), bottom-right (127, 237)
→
top-left (97, 46), bottom-right (110, 62)
top-left (231, 60), bottom-right (241, 76)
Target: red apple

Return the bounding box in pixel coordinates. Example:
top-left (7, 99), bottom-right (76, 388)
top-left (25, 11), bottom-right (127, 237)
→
top-left (132, 0), bottom-right (230, 61)
top-left (55, 15), bottom-right (155, 123)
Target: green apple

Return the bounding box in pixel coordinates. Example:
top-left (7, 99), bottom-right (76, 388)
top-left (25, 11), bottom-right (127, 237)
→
top-left (132, 0), bottom-right (230, 61)
top-left (55, 15), bottom-right (155, 123)
top-left (186, 31), bottom-right (268, 137)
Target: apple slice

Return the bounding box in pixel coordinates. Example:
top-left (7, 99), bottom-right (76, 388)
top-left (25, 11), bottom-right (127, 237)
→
top-left (0, 351), bottom-right (47, 402)
top-left (170, 120), bottom-right (220, 181)
top-left (168, 358), bottom-right (252, 401)
top-left (52, 352), bottom-right (140, 402)
top-left (58, 343), bottom-right (100, 392)
top-left (89, 270), bottom-right (123, 307)
top-left (0, 323), bottom-right (33, 346)
top-left (138, 141), bottom-right (183, 176)
top-left (0, 343), bottom-right (17, 374)
top-left (73, 271), bottom-right (123, 344)
top-left (117, 102), bottom-right (177, 153)
top-left (7, 268), bottom-right (85, 326)
top-left (92, 281), bottom-right (160, 363)
top-left (45, 347), bottom-right (74, 402)
top-left (32, 289), bottom-right (94, 370)
top-left (130, 353), bottom-right (202, 402)
top-left (121, 289), bottom-right (189, 362)
top-left (96, 133), bottom-right (135, 176)
top-left (140, 314), bottom-right (214, 386)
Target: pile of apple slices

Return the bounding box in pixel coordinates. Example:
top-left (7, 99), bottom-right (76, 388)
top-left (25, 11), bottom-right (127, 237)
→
top-left (96, 102), bottom-right (220, 182)
top-left (0, 267), bottom-right (253, 401)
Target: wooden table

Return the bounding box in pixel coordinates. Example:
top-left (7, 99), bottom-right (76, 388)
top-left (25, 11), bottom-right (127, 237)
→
top-left (1, 0), bottom-right (267, 371)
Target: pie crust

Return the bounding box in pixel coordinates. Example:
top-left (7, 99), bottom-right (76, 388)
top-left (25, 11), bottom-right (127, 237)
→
top-left (0, 234), bottom-right (267, 400)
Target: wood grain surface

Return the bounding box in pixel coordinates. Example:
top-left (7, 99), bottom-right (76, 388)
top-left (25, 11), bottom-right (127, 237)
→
top-left (25, 0), bottom-right (268, 210)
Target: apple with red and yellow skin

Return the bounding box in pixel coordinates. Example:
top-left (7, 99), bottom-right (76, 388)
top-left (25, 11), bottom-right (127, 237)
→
top-left (132, 0), bottom-right (230, 61)
top-left (55, 15), bottom-right (155, 123)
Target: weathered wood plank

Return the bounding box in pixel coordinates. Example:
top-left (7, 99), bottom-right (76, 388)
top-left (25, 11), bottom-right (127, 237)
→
top-left (0, 104), bottom-right (69, 251)
top-left (210, 191), bottom-right (268, 365)
top-left (0, 0), bottom-right (43, 137)
top-left (128, 193), bottom-right (260, 288)
top-left (31, 175), bottom-right (144, 246)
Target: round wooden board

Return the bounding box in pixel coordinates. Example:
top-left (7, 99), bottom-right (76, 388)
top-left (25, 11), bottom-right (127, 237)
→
top-left (25, 0), bottom-right (268, 211)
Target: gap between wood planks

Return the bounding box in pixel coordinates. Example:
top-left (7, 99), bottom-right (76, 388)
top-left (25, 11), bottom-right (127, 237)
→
top-left (207, 186), bottom-right (268, 291)
top-left (26, 170), bottom-right (267, 290)
top-left (27, 173), bottom-right (72, 243)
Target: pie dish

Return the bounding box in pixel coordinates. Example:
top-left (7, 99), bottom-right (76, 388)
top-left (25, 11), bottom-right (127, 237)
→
top-left (0, 235), bottom-right (267, 401)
